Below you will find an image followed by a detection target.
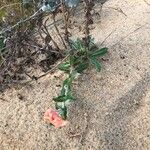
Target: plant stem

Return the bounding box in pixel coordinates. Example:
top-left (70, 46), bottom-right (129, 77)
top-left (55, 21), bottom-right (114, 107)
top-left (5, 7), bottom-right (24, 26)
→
top-left (60, 0), bottom-right (70, 47)
top-left (52, 14), bottom-right (67, 49)
top-left (43, 19), bottom-right (61, 51)
top-left (83, 0), bottom-right (94, 50)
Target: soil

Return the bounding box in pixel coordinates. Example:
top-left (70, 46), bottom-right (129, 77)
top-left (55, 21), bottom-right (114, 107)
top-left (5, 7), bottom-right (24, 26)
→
top-left (1, 0), bottom-right (150, 149)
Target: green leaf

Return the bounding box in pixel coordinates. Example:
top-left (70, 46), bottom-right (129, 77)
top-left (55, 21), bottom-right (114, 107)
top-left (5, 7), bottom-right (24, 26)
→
top-left (69, 39), bottom-right (78, 50)
top-left (90, 57), bottom-right (101, 72)
top-left (58, 61), bottom-right (70, 72)
top-left (55, 103), bottom-right (68, 120)
top-left (70, 70), bottom-right (79, 80)
top-left (90, 47), bottom-right (108, 57)
top-left (69, 38), bottom-right (84, 51)
top-left (65, 99), bottom-right (74, 105)
top-left (75, 63), bottom-right (89, 73)
top-left (76, 38), bottom-right (84, 50)
top-left (53, 94), bottom-right (75, 102)
top-left (60, 106), bottom-right (67, 120)
top-left (70, 55), bottom-right (76, 66)
top-left (89, 37), bottom-right (96, 49)
top-left (53, 95), bottom-right (66, 102)
top-left (58, 106), bottom-right (68, 120)
top-left (61, 78), bottom-right (71, 96)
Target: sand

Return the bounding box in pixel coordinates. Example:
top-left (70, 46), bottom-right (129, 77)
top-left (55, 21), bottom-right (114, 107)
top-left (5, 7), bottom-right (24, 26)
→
top-left (1, 0), bottom-right (150, 149)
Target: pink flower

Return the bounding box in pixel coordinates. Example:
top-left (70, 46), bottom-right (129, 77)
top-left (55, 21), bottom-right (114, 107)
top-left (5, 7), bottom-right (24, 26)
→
top-left (44, 108), bottom-right (68, 128)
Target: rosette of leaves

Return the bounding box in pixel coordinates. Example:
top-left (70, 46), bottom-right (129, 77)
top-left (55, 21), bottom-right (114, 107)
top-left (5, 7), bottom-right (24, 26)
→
top-left (54, 37), bottom-right (108, 119)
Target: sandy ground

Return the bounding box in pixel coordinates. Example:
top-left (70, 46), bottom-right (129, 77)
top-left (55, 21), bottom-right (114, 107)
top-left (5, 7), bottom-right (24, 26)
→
top-left (1, 0), bottom-right (150, 149)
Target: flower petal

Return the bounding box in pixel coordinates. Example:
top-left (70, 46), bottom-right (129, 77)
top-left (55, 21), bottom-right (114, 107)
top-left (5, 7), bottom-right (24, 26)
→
top-left (44, 108), bottom-right (69, 128)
